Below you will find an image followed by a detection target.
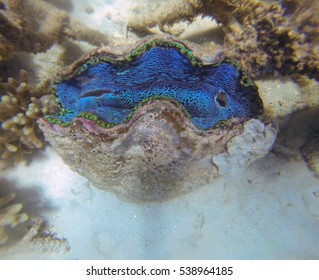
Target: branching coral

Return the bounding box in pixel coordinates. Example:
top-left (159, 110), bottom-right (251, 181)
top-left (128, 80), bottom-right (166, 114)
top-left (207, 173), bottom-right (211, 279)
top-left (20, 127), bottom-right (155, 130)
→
top-left (128, 0), bottom-right (319, 80)
top-left (0, 70), bottom-right (58, 163)
top-left (0, 0), bottom-right (110, 61)
top-left (0, 193), bottom-right (28, 245)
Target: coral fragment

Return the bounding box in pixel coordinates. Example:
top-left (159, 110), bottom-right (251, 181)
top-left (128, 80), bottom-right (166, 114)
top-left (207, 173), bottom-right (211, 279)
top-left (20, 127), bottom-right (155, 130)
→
top-left (0, 193), bottom-right (28, 245)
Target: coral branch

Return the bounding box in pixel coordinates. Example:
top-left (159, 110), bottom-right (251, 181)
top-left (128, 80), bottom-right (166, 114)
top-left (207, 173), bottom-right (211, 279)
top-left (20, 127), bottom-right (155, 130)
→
top-left (0, 70), bottom-right (58, 163)
top-left (0, 193), bottom-right (28, 245)
top-left (0, 0), bottom-right (110, 61)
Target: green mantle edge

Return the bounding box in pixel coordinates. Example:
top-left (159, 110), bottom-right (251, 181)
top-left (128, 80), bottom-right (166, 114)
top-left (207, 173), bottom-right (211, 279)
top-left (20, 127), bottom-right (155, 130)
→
top-left (45, 39), bottom-right (257, 129)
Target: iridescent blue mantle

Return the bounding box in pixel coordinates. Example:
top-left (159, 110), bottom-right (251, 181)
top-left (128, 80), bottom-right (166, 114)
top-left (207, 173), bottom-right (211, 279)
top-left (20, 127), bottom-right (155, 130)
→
top-left (48, 41), bottom-right (263, 130)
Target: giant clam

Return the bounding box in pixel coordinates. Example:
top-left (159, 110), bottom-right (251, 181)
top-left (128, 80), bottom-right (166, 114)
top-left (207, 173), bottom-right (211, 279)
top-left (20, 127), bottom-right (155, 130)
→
top-left (38, 38), bottom-right (264, 201)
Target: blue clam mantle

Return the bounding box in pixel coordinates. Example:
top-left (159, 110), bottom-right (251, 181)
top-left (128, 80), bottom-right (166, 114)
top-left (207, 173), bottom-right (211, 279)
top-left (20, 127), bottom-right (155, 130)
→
top-left (47, 40), bottom-right (263, 130)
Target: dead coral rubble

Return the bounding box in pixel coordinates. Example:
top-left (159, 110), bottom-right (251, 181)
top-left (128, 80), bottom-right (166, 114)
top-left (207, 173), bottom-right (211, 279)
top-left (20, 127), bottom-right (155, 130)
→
top-left (26, 219), bottom-right (70, 253)
top-left (0, 70), bottom-right (57, 163)
top-left (0, 193), bottom-right (28, 245)
top-left (128, 0), bottom-right (319, 80)
top-left (0, 0), bottom-right (109, 61)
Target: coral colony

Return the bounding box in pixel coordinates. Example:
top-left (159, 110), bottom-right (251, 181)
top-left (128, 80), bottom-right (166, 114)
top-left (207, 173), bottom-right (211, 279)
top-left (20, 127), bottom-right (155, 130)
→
top-left (46, 40), bottom-right (263, 130)
top-left (0, 70), bottom-right (56, 162)
top-left (39, 39), bottom-right (264, 201)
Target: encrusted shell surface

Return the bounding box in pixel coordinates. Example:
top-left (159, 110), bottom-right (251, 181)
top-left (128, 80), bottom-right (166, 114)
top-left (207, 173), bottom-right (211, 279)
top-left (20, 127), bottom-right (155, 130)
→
top-left (39, 100), bottom-right (246, 201)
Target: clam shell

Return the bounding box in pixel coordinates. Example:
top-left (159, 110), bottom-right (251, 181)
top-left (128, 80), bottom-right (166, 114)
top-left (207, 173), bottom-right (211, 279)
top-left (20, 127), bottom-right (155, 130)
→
top-left (38, 37), bottom-right (264, 201)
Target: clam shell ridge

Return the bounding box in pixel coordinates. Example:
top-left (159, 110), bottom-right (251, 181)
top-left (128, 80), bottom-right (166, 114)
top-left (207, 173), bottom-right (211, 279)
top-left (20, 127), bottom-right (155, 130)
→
top-left (39, 38), bottom-right (264, 201)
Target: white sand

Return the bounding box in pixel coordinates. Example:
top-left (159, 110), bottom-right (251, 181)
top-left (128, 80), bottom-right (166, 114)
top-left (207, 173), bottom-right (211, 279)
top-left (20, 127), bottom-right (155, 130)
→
top-left (1, 144), bottom-right (318, 259)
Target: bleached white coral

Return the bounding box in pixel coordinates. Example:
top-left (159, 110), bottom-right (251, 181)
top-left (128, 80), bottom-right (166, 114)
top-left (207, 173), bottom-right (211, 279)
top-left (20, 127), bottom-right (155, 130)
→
top-left (212, 119), bottom-right (277, 176)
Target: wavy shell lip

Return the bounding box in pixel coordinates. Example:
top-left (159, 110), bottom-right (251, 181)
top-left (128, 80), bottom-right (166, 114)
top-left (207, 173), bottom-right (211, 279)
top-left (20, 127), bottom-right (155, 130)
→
top-left (41, 98), bottom-right (195, 137)
top-left (45, 38), bottom-right (264, 131)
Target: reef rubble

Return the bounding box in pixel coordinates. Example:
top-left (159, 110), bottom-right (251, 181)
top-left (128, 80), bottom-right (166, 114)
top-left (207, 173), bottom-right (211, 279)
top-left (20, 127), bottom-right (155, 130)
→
top-left (128, 0), bottom-right (319, 80)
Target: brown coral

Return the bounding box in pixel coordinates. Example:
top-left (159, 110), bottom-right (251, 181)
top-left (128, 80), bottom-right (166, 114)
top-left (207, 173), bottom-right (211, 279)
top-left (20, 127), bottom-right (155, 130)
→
top-left (0, 0), bottom-right (109, 61)
top-left (301, 129), bottom-right (319, 178)
top-left (0, 193), bottom-right (28, 245)
top-left (0, 70), bottom-right (57, 163)
top-left (128, 0), bottom-right (319, 80)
